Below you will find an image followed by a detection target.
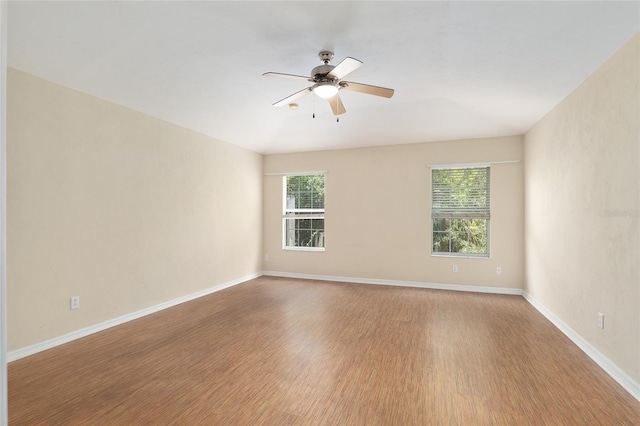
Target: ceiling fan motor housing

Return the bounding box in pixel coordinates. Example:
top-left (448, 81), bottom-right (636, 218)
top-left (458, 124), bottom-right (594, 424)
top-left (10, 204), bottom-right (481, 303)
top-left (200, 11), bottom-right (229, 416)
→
top-left (311, 64), bottom-right (336, 82)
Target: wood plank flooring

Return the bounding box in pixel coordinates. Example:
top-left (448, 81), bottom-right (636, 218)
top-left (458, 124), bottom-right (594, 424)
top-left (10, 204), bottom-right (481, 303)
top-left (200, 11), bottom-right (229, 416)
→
top-left (8, 276), bottom-right (640, 424)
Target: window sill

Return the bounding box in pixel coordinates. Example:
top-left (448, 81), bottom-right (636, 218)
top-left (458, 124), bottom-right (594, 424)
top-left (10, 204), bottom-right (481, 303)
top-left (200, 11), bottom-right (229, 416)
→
top-left (431, 253), bottom-right (489, 259)
top-left (284, 247), bottom-right (325, 252)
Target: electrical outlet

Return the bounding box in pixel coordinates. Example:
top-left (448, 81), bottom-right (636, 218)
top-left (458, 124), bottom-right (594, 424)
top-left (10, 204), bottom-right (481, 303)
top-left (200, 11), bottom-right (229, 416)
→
top-left (452, 264), bottom-right (458, 273)
top-left (70, 296), bottom-right (80, 310)
top-left (264, 254), bottom-right (269, 262)
top-left (598, 312), bottom-right (604, 329)
top-left (496, 266), bottom-right (502, 275)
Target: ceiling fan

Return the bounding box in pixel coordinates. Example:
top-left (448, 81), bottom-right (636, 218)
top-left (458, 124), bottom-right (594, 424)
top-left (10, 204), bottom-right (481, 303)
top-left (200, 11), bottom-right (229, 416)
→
top-left (263, 51), bottom-right (394, 115)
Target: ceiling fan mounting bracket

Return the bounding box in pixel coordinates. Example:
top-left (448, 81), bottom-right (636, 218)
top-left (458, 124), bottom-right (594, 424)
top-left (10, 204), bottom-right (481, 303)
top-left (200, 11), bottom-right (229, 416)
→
top-left (318, 50), bottom-right (334, 64)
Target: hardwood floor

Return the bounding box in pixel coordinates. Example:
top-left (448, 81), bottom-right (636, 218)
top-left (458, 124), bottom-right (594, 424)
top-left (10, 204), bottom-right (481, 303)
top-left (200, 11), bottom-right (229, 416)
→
top-left (8, 276), bottom-right (640, 424)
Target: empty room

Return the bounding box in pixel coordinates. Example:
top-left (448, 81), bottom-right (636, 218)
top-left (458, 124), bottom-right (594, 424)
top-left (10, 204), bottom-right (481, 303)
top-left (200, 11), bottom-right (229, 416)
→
top-left (1, 1), bottom-right (639, 424)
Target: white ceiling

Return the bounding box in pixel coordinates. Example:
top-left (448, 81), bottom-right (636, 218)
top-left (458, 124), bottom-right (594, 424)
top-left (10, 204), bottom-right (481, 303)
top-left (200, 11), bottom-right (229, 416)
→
top-left (8, 1), bottom-right (640, 154)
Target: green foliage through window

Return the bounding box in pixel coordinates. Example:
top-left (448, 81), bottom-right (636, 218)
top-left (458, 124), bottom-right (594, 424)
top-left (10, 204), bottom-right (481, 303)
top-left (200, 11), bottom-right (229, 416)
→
top-left (432, 218), bottom-right (487, 254)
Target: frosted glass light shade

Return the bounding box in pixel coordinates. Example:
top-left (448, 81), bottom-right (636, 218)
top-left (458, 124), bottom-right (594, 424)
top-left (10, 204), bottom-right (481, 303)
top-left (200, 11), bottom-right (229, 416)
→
top-left (313, 82), bottom-right (339, 99)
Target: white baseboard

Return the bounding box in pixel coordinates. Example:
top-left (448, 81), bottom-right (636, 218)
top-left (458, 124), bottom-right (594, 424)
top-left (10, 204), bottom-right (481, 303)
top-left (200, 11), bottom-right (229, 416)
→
top-left (263, 270), bottom-right (524, 295)
top-left (7, 272), bottom-right (262, 362)
top-left (523, 291), bottom-right (640, 402)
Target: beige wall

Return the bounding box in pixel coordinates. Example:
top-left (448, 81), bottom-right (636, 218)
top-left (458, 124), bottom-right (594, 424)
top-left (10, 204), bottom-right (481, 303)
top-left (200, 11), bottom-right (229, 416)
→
top-left (524, 34), bottom-right (639, 382)
top-left (7, 69), bottom-right (263, 351)
top-left (264, 136), bottom-right (524, 289)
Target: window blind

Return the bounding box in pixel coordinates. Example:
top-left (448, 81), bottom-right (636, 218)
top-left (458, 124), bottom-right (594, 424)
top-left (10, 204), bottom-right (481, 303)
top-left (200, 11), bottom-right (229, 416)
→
top-left (431, 167), bottom-right (490, 219)
top-left (285, 175), bottom-right (324, 213)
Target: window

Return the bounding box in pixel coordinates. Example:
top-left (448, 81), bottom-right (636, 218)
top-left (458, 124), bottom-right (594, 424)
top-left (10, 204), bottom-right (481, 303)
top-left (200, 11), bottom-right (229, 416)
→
top-left (431, 166), bottom-right (490, 256)
top-left (283, 174), bottom-right (325, 250)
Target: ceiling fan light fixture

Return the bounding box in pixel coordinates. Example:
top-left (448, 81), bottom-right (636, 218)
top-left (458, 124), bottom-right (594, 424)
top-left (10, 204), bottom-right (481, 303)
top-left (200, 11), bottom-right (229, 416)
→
top-left (264, 51), bottom-right (393, 115)
top-left (313, 82), bottom-right (339, 99)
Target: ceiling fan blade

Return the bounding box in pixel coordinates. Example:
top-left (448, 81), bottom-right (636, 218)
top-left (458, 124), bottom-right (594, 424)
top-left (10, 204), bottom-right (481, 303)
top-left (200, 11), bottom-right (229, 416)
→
top-left (327, 93), bottom-right (346, 115)
top-left (328, 57), bottom-right (363, 80)
top-left (272, 87), bottom-right (312, 107)
top-left (340, 81), bottom-right (394, 98)
top-left (263, 72), bottom-right (311, 82)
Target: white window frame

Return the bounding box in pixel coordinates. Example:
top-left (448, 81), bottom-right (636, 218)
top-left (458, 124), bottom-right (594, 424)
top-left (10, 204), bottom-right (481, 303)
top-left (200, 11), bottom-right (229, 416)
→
top-left (431, 165), bottom-right (490, 258)
top-left (282, 173), bottom-right (325, 252)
